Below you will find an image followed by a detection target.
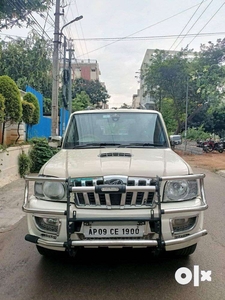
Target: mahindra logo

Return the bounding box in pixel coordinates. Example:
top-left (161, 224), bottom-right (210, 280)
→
top-left (105, 179), bottom-right (124, 185)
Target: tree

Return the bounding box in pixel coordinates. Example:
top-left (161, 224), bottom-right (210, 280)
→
top-left (143, 45), bottom-right (225, 134)
top-left (0, 32), bottom-right (52, 98)
top-left (43, 97), bottom-right (51, 115)
top-left (0, 0), bottom-right (52, 30)
top-left (72, 78), bottom-right (110, 107)
top-left (22, 92), bottom-right (40, 141)
top-left (0, 75), bottom-right (22, 144)
top-left (0, 93), bottom-right (5, 123)
top-left (22, 100), bottom-right (35, 124)
top-left (160, 98), bottom-right (177, 134)
top-left (16, 100), bottom-right (35, 143)
top-left (23, 92), bottom-right (40, 125)
top-left (204, 105), bottom-right (225, 137)
top-left (143, 50), bottom-right (190, 133)
top-left (72, 91), bottom-right (91, 112)
top-left (0, 75), bottom-right (22, 122)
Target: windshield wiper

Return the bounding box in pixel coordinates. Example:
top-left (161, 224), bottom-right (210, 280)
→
top-left (122, 143), bottom-right (164, 148)
top-left (73, 143), bottom-right (122, 148)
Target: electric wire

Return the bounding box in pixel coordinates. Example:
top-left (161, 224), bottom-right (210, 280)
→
top-left (41, 11), bottom-right (49, 38)
top-left (74, 0), bottom-right (89, 59)
top-left (7, 0), bottom-right (53, 41)
top-left (64, 0), bottom-right (85, 59)
top-left (187, 1), bottom-right (225, 47)
top-left (5, 0), bottom-right (54, 30)
top-left (75, 1), bottom-right (213, 57)
top-left (169, 0), bottom-right (205, 50)
top-left (2, 31), bottom-right (225, 41)
top-left (3, 1), bottom-right (225, 55)
top-left (29, 13), bottom-right (52, 40)
top-left (70, 32), bottom-right (225, 42)
top-left (174, 0), bottom-right (214, 50)
top-left (59, 1), bottom-right (82, 80)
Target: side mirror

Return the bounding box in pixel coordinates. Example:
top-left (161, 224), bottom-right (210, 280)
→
top-left (48, 136), bottom-right (62, 148)
top-left (170, 135), bottom-right (182, 147)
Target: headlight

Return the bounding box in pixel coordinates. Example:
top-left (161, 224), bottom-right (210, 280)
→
top-left (35, 181), bottom-right (65, 200)
top-left (43, 182), bottom-right (65, 199)
top-left (163, 179), bottom-right (198, 202)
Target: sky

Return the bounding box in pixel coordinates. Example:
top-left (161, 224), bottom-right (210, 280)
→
top-left (1, 0), bottom-right (225, 108)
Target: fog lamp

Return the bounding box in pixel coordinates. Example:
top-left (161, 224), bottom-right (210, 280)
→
top-left (34, 217), bottom-right (60, 234)
top-left (171, 217), bottom-right (197, 234)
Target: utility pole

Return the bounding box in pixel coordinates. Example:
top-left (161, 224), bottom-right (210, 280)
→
top-left (67, 39), bottom-right (74, 116)
top-left (62, 35), bottom-right (67, 134)
top-left (184, 77), bottom-right (189, 152)
top-left (51, 0), bottom-right (61, 136)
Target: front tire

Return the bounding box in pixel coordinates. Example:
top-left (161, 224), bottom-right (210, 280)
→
top-left (36, 245), bottom-right (62, 257)
top-left (171, 243), bottom-right (197, 257)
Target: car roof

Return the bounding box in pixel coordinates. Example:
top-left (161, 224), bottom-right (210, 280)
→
top-left (71, 109), bottom-right (160, 115)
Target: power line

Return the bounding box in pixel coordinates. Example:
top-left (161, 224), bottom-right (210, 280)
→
top-left (1, 31), bottom-right (225, 43)
top-left (70, 32), bottom-right (225, 42)
top-left (188, 1), bottom-right (225, 47)
top-left (64, 0), bottom-right (85, 58)
top-left (74, 0), bottom-right (89, 59)
top-left (60, 0), bottom-right (84, 59)
top-left (6, 0), bottom-right (54, 41)
top-left (76, 1), bottom-right (213, 57)
top-left (174, 0), bottom-right (214, 50)
top-left (169, 0), bottom-right (205, 50)
top-left (29, 13), bottom-right (52, 40)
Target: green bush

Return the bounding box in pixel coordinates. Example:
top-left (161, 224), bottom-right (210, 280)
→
top-left (18, 151), bottom-right (31, 178)
top-left (23, 92), bottom-right (40, 125)
top-left (22, 100), bottom-right (35, 124)
top-left (29, 138), bottom-right (58, 173)
top-left (0, 75), bottom-right (22, 122)
top-left (184, 126), bottom-right (211, 141)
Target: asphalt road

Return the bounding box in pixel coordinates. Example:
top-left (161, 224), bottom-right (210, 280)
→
top-left (0, 167), bottom-right (224, 300)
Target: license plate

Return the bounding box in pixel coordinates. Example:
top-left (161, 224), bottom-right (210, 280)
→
top-left (83, 224), bottom-right (144, 238)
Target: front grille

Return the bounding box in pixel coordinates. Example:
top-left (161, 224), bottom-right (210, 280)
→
top-left (73, 177), bottom-right (155, 208)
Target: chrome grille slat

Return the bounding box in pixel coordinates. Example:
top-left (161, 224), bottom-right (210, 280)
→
top-left (120, 194), bottom-right (126, 206)
top-left (105, 194), bottom-right (111, 206)
top-left (93, 179), bottom-right (101, 205)
top-left (142, 192), bottom-right (149, 205)
top-left (83, 192), bottom-right (89, 205)
top-left (94, 193), bottom-right (101, 206)
top-left (131, 192), bottom-right (138, 205)
top-left (73, 176), bottom-right (155, 208)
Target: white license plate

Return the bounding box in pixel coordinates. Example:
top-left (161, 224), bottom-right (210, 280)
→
top-left (83, 224), bottom-right (144, 238)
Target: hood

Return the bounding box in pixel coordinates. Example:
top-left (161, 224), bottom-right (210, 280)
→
top-left (40, 148), bottom-right (191, 178)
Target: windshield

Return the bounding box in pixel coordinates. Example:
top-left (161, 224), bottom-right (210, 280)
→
top-left (63, 112), bottom-right (169, 149)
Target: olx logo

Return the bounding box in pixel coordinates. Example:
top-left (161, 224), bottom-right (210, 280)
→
top-left (175, 265), bottom-right (212, 286)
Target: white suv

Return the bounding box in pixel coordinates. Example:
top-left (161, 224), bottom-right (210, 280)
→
top-left (23, 109), bottom-right (208, 257)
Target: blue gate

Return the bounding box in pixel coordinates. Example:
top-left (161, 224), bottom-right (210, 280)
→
top-left (26, 86), bottom-right (69, 139)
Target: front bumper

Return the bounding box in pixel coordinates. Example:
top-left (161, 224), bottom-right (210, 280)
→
top-left (22, 174), bottom-right (208, 252)
top-left (25, 229), bottom-right (207, 248)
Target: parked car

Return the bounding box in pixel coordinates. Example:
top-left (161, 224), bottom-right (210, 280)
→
top-left (23, 109), bottom-right (208, 258)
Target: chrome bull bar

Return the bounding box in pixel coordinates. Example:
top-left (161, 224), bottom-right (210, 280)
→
top-left (25, 229), bottom-right (207, 248)
top-left (23, 174), bottom-right (208, 252)
top-left (23, 173), bottom-right (208, 215)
